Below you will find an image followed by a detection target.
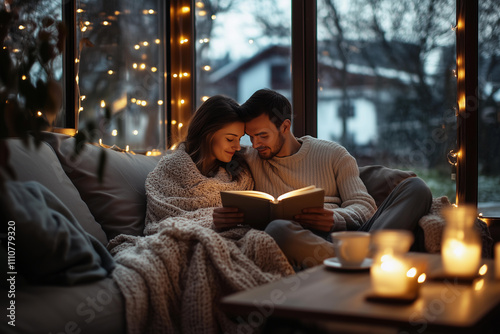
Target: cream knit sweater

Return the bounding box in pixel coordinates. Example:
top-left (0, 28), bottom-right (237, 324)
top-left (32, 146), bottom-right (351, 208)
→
top-left (245, 136), bottom-right (377, 231)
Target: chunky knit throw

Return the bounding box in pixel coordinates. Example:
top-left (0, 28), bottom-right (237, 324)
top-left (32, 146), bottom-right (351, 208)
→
top-left (108, 148), bottom-right (294, 334)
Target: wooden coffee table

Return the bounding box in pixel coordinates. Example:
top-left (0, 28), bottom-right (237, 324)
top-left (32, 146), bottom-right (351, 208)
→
top-left (221, 253), bottom-right (500, 333)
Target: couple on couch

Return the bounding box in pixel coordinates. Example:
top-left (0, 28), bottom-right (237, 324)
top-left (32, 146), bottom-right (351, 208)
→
top-left (107, 88), bottom-right (431, 333)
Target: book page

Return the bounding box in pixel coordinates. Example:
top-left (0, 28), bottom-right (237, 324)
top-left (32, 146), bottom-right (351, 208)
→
top-left (223, 190), bottom-right (275, 201)
top-left (277, 185), bottom-right (317, 201)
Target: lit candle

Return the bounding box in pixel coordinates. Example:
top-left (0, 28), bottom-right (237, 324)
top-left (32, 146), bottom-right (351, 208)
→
top-left (442, 238), bottom-right (481, 277)
top-left (371, 254), bottom-right (409, 297)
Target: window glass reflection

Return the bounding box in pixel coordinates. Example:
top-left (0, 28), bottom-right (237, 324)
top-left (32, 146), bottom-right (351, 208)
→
top-left (76, 0), bottom-right (166, 151)
top-left (317, 0), bottom-right (457, 200)
top-left (478, 0), bottom-right (500, 217)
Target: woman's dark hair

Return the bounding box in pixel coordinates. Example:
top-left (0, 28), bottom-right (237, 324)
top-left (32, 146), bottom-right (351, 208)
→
top-left (183, 95), bottom-right (247, 178)
top-left (240, 88), bottom-right (292, 129)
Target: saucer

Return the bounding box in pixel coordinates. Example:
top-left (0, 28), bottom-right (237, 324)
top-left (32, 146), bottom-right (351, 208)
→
top-left (323, 257), bottom-right (373, 271)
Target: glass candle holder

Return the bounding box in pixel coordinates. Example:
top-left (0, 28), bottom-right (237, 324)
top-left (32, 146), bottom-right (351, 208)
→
top-left (370, 230), bottom-right (415, 298)
top-left (441, 205), bottom-right (481, 278)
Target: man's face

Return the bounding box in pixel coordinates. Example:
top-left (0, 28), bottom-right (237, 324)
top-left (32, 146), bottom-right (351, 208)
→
top-left (245, 113), bottom-right (285, 159)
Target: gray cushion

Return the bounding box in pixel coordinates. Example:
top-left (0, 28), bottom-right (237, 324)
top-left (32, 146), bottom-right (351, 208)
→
top-left (4, 138), bottom-right (107, 244)
top-left (1, 181), bottom-right (115, 285)
top-left (358, 165), bottom-right (416, 207)
top-left (41, 132), bottom-right (162, 240)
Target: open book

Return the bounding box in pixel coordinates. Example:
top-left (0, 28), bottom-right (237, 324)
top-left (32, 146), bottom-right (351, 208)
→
top-left (220, 185), bottom-right (325, 230)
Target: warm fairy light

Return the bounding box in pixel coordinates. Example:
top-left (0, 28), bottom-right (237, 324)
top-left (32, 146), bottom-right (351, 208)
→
top-left (75, 58), bottom-right (79, 63)
top-left (18, 25), bottom-right (25, 30)
top-left (143, 41), bottom-right (149, 46)
top-left (180, 38), bottom-right (189, 44)
top-left (155, 39), bottom-right (160, 44)
top-left (157, 100), bottom-right (163, 105)
top-left (125, 145), bottom-right (129, 152)
top-left (211, 15), bottom-right (216, 20)
top-left (81, 26), bottom-right (88, 32)
top-left (114, 11), bottom-right (121, 16)
top-left (151, 67), bottom-right (157, 72)
top-left (457, 19), bottom-right (464, 30)
top-left (198, 10), bottom-right (206, 16)
top-left (458, 95), bottom-right (466, 111)
top-left (479, 264), bottom-right (488, 276)
top-left (111, 129), bottom-right (118, 136)
top-left (180, 99), bottom-right (185, 104)
top-left (183, 72), bottom-right (188, 77)
top-left (148, 9), bottom-right (155, 14)
top-left (178, 123), bottom-right (184, 128)
top-left (136, 100), bottom-right (142, 105)
top-left (75, 75), bottom-right (79, 84)
top-left (248, 39), bottom-right (254, 44)
top-left (21, 75), bottom-right (27, 80)
top-left (133, 130), bottom-right (139, 135)
top-left (36, 111), bottom-right (43, 117)
top-left (78, 107), bottom-right (83, 112)
top-left (203, 65), bottom-right (211, 71)
top-left (173, 74), bottom-right (178, 78)
top-left (102, 21), bottom-right (110, 26)
top-left (108, 70), bottom-right (114, 75)
top-left (141, 101), bottom-right (147, 106)
top-left (196, 1), bottom-right (204, 8)
top-left (131, 98), bottom-right (137, 103)
top-left (201, 96), bottom-right (209, 102)
top-left (181, 6), bottom-right (190, 13)
top-left (100, 100), bottom-right (106, 108)
top-left (133, 63), bottom-right (138, 69)
top-left (99, 138), bottom-right (103, 145)
top-left (199, 38), bottom-right (210, 44)
top-left (171, 120), bottom-right (177, 125)
top-left (77, 8), bottom-right (84, 13)
top-left (84, 21), bottom-right (90, 26)
top-left (140, 63), bottom-right (146, 70)
top-left (12, 49), bottom-right (19, 53)
top-left (134, 44), bottom-right (140, 50)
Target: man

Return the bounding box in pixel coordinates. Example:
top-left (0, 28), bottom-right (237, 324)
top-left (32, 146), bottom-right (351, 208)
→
top-left (214, 89), bottom-right (432, 269)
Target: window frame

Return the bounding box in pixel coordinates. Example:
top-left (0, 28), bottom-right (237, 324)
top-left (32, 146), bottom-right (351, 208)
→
top-left (61, 0), bottom-right (483, 211)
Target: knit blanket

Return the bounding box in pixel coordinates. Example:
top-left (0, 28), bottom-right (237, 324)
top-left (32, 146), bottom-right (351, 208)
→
top-left (108, 148), bottom-right (294, 334)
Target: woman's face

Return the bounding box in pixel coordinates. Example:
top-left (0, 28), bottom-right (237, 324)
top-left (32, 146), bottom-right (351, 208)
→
top-left (210, 121), bottom-right (245, 163)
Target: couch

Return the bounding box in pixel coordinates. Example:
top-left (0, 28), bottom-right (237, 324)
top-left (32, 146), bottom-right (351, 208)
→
top-left (0, 132), bottom-right (492, 334)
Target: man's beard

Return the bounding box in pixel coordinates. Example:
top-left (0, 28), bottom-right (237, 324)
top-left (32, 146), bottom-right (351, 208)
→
top-left (258, 133), bottom-right (285, 160)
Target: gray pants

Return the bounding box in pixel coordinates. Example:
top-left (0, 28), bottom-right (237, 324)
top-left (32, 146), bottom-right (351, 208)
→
top-left (264, 177), bottom-right (432, 269)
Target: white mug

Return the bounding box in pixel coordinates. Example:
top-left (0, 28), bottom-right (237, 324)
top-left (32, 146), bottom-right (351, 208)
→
top-left (331, 231), bottom-right (371, 266)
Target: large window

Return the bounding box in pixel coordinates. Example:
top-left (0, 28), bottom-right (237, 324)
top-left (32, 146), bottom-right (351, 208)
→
top-left (478, 0), bottom-right (500, 217)
top-left (317, 0), bottom-right (457, 200)
top-left (194, 0), bottom-right (292, 108)
top-left (75, 0), bottom-right (167, 152)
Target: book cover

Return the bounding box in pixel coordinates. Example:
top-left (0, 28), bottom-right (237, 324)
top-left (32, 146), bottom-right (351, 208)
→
top-left (220, 185), bottom-right (325, 230)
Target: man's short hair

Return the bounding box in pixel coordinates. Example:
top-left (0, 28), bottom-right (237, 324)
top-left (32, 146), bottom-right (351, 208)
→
top-left (240, 89), bottom-right (292, 129)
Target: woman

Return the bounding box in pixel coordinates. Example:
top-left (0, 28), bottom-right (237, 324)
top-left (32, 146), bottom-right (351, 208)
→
top-left (108, 95), bottom-right (293, 334)
top-left (143, 95), bottom-right (254, 234)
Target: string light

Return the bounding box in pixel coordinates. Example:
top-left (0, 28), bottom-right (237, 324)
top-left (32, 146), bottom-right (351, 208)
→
top-left (111, 129), bottom-right (118, 136)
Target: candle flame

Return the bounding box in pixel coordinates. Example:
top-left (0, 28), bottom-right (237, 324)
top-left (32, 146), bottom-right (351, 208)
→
top-left (417, 273), bottom-right (426, 283)
top-left (478, 264), bottom-right (488, 276)
top-left (406, 267), bottom-right (417, 278)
